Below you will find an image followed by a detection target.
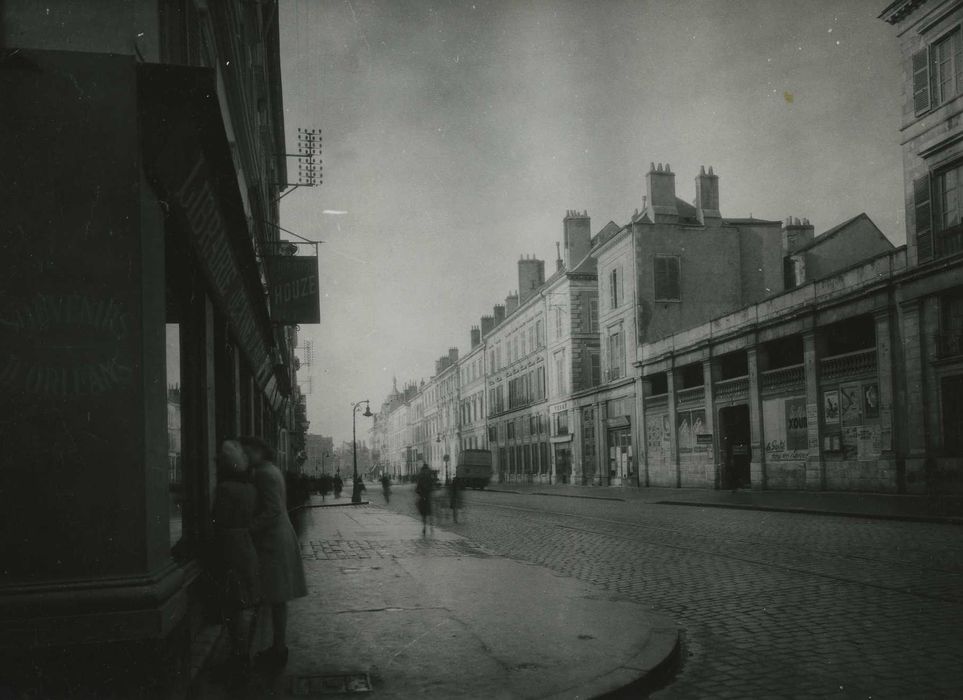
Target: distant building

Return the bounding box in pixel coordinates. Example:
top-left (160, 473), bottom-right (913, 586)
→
top-left (485, 259), bottom-right (551, 483)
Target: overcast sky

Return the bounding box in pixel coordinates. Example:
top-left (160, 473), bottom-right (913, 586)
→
top-left (278, 0), bottom-right (903, 446)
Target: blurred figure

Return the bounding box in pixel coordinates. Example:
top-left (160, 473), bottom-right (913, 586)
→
top-left (333, 472), bottom-right (344, 499)
top-left (354, 474), bottom-right (366, 500)
top-left (319, 473), bottom-right (333, 500)
top-left (241, 436), bottom-right (307, 670)
top-left (380, 474), bottom-right (391, 504)
top-left (448, 477), bottom-right (463, 524)
top-left (212, 439), bottom-right (261, 679)
top-left (415, 464), bottom-right (434, 535)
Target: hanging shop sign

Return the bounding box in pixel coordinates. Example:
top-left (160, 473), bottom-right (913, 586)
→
top-left (265, 255), bottom-right (321, 325)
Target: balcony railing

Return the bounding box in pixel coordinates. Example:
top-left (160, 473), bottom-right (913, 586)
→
top-left (676, 385), bottom-right (705, 406)
top-left (820, 348), bottom-right (877, 381)
top-left (714, 375), bottom-right (749, 400)
top-left (761, 363), bottom-right (804, 391)
top-left (606, 366), bottom-right (625, 382)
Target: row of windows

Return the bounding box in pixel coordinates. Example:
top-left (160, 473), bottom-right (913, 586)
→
top-left (489, 318), bottom-right (546, 371)
top-left (489, 413), bottom-right (547, 442)
top-left (497, 442), bottom-right (551, 474)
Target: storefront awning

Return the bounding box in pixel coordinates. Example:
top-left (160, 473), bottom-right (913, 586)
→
top-left (137, 63), bottom-right (285, 410)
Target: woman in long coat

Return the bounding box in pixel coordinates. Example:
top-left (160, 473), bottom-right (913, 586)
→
top-left (240, 436), bottom-right (307, 668)
top-left (211, 440), bottom-right (260, 673)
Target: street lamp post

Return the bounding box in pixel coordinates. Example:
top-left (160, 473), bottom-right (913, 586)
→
top-left (352, 399), bottom-right (373, 503)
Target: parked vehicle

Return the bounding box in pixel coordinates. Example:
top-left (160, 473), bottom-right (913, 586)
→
top-left (455, 449), bottom-right (493, 489)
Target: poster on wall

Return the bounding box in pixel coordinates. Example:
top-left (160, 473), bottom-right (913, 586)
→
top-left (646, 414), bottom-right (665, 450)
top-left (763, 396), bottom-right (808, 461)
top-left (677, 409), bottom-right (707, 453)
top-left (823, 390), bottom-right (840, 425)
top-left (863, 383), bottom-right (880, 419)
top-left (840, 384), bottom-right (861, 425)
top-left (786, 397), bottom-right (808, 450)
top-left (856, 424), bottom-right (881, 460)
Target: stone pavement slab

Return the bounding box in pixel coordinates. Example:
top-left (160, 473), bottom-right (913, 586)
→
top-left (197, 504), bottom-right (678, 699)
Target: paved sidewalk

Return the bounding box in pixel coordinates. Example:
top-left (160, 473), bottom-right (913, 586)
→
top-left (197, 502), bottom-right (679, 699)
top-left (487, 482), bottom-right (963, 523)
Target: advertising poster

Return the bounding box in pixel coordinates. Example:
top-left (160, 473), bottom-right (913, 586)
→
top-left (786, 397), bottom-right (808, 450)
top-left (840, 384), bottom-right (861, 425)
top-left (763, 396), bottom-right (807, 461)
top-left (863, 383), bottom-right (880, 419)
top-left (823, 389), bottom-right (840, 425)
top-left (677, 409), bottom-right (707, 453)
top-left (646, 414), bottom-right (665, 450)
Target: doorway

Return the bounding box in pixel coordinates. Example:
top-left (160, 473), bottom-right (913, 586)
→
top-left (719, 405), bottom-right (751, 490)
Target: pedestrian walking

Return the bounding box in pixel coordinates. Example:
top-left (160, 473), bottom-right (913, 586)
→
top-left (211, 440), bottom-right (261, 680)
top-left (415, 464), bottom-right (434, 535)
top-left (448, 476), bottom-right (463, 524)
top-left (333, 472), bottom-right (343, 499)
top-left (241, 436), bottom-right (307, 670)
top-left (380, 474), bottom-right (391, 504)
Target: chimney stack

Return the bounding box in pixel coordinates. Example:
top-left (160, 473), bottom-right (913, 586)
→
top-left (448, 347), bottom-right (459, 365)
top-left (470, 326), bottom-right (481, 348)
top-left (493, 303), bottom-right (506, 325)
top-left (480, 315), bottom-right (495, 337)
top-left (645, 162), bottom-right (678, 223)
top-left (563, 210), bottom-right (591, 269)
top-left (505, 291), bottom-right (519, 315)
top-left (694, 165), bottom-right (721, 226)
top-left (517, 255), bottom-right (546, 304)
top-left (782, 216), bottom-right (815, 255)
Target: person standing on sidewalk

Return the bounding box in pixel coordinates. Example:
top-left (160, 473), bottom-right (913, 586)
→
top-left (415, 464), bottom-right (434, 535)
top-left (380, 474), bottom-right (391, 504)
top-left (333, 472), bottom-right (344, 499)
top-left (241, 436), bottom-right (307, 670)
top-left (211, 439), bottom-right (261, 679)
top-left (448, 477), bottom-right (463, 524)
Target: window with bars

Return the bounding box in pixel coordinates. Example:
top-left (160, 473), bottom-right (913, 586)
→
top-left (654, 255), bottom-right (681, 301)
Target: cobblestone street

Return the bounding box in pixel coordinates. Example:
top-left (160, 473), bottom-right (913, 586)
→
top-left (381, 487), bottom-right (963, 699)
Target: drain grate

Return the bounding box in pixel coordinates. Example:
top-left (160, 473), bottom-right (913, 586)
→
top-left (288, 673), bottom-right (372, 695)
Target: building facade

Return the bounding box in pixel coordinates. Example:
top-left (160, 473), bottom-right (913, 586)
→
top-left (880, 0), bottom-right (963, 490)
top-left (0, 1), bottom-right (310, 692)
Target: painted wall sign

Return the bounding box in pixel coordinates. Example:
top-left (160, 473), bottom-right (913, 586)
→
top-left (266, 255), bottom-right (321, 325)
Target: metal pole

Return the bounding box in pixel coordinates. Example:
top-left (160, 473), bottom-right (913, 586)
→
top-left (352, 405), bottom-right (360, 503)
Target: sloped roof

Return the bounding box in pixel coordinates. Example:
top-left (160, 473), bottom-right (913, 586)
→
top-left (793, 212), bottom-right (893, 254)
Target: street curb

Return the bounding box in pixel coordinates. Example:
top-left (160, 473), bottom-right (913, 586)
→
top-left (486, 487), bottom-right (626, 502)
top-left (550, 624), bottom-right (682, 700)
top-left (655, 500), bottom-right (963, 525)
top-left (306, 500), bottom-right (371, 508)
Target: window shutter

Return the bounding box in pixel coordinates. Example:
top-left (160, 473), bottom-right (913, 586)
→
top-left (669, 258), bottom-right (681, 300)
top-left (914, 174), bottom-right (934, 262)
top-left (913, 47), bottom-right (930, 114)
top-left (654, 257), bottom-right (667, 299)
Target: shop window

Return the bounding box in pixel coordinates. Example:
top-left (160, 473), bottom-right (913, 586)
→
top-left (166, 323), bottom-right (183, 548)
top-left (555, 411), bottom-right (570, 436)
